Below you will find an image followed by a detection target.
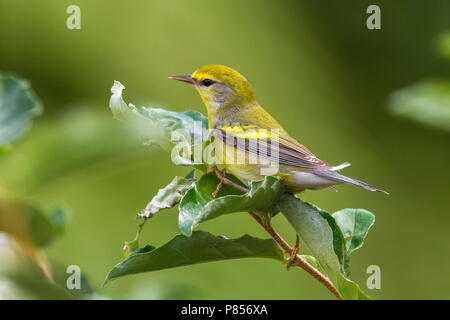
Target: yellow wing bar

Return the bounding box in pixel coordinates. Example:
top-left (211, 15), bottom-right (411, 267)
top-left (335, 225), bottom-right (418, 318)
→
top-left (216, 125), bottom-right (332, 169)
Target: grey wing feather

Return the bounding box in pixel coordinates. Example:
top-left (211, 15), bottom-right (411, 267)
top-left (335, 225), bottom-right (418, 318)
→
top-left (217, 129), bottom-right (333, 169)
top-left (311, 170), bottom-right (389, 194)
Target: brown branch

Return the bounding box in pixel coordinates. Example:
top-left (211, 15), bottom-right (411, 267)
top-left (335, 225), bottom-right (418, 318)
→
top-left (211, 167), bottom-right (250, 194)
top-left (247, 211), bottom-right (342, 300)
top-left (211, 166), bottom-right (342, 299)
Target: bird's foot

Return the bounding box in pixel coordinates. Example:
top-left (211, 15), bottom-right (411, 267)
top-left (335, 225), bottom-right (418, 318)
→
top-left (210, 166), bottom-right (249, 197)
top-left (283, 235), bottom-right (300, 270)
top-left (212, 167), bottom-right (227, 197)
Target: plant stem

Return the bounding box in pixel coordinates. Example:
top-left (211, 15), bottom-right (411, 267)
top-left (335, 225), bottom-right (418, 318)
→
top-left (247, 211), bottom-right (342, 300)
top-left (211, 167), bottom-right (342, 299)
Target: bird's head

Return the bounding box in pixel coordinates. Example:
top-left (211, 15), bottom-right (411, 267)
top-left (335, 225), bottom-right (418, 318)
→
top-left (170, 65), bottom-right (255, 111)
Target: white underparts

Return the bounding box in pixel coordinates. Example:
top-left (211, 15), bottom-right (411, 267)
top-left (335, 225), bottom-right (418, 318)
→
top-left (291, 171), bottom-right (340, 190)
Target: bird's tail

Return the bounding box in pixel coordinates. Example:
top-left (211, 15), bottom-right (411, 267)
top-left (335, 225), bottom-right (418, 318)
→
top-left (312, 170), bottom-right (389, 194)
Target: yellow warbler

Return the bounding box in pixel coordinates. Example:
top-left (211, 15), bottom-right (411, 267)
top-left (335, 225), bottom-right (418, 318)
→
top-left (170, 65), bottom-right (387, 194)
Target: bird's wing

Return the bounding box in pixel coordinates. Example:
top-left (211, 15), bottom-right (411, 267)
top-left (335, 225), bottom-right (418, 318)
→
top-left (215, 125), bottom-right (334, 169)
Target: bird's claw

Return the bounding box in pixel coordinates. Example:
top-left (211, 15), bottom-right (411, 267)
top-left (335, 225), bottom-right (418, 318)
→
top-left (210, 165), bottom-right (249, 197)
top-left (212, 166), bottom-right (226, 197)
top-left (283, 235), bottom-right (300, 270)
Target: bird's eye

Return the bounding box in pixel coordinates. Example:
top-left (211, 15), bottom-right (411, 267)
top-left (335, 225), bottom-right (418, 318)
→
top-left (201, 78), bottom-right (214, 87)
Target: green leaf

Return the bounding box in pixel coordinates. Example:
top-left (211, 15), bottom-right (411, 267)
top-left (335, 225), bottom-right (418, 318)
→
top-left (26, 204), bottom-right (70, 248)
top-left (123, 173), bottom-right (195, 257)
top-left (109, 81), bottom-right (208, 168)
top-left (178, 171), bottom-right (284, 236)
top-left (387, 79), bottom-right (450, 132)
top-left (48, 205), bottom-right (71, 237)
top-left (0, 199), bottom-right (70, 248)
top-left (0, 74), bottom-right (42, 152)
top-left (307, 206), bottom-right (375, 277)
top-left (306, 202), bottom-right (347, 276)
top-left (105, 231), bottom-right (284, 284)
top-left (278, 194), bottom-right (371, 300)
top-left (332, 208), bottom-right (375, 275)
top-left (27, 204), bottom-right (56, 247)
top-left (140, 175), bottom-right (194, 218)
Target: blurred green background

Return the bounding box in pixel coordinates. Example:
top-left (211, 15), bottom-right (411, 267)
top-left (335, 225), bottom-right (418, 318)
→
top-left (0, 0), bottom-right (449, 299)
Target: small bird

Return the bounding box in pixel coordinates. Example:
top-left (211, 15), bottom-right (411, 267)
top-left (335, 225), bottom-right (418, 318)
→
top-left (170, 65), bottom-right (388, 194)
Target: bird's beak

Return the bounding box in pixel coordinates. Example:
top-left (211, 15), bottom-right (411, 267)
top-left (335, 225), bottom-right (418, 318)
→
top-left (169, 74), bottom-right (195, 84)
